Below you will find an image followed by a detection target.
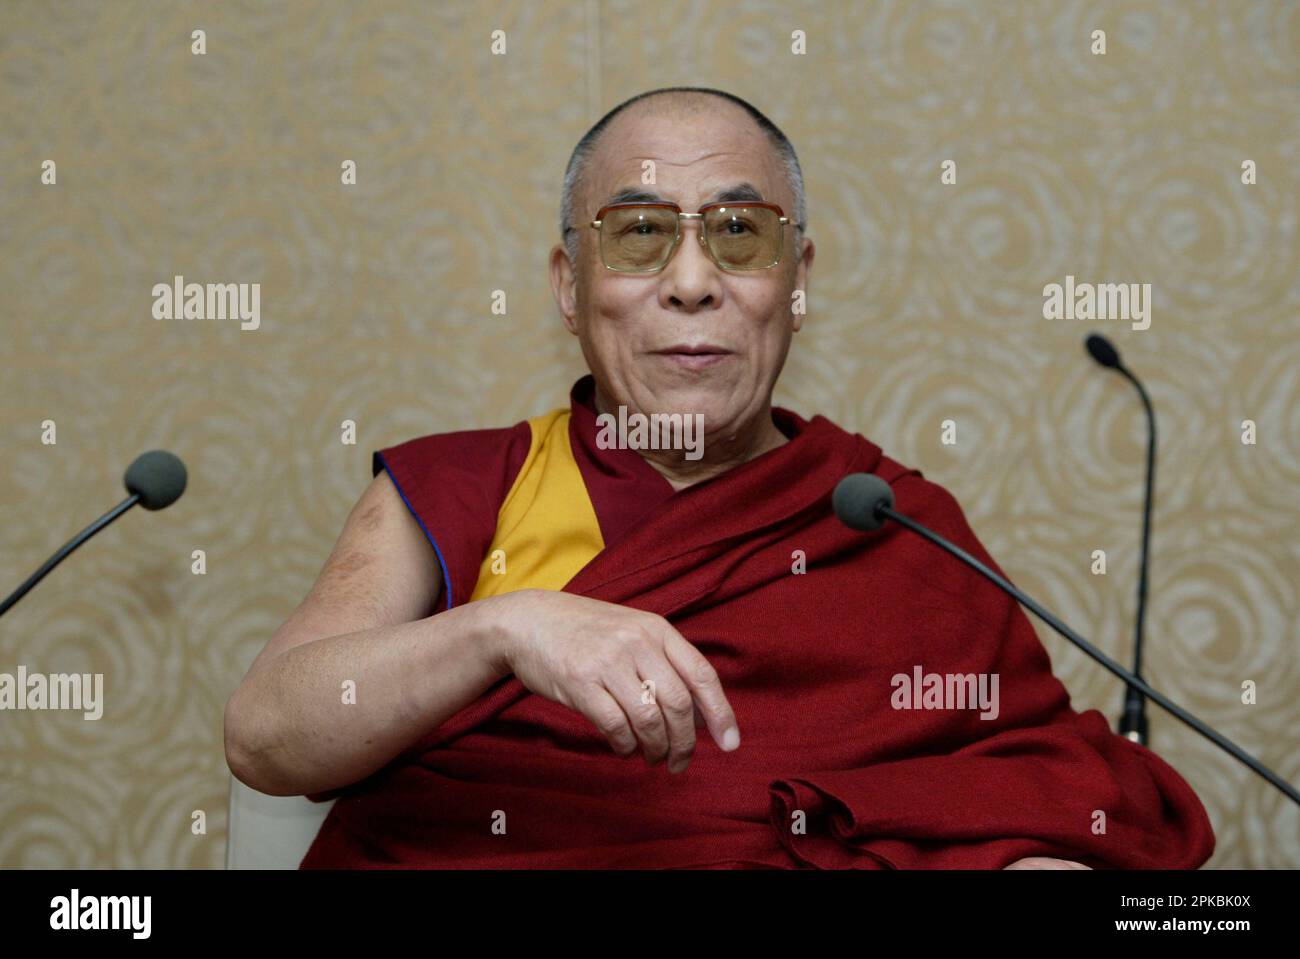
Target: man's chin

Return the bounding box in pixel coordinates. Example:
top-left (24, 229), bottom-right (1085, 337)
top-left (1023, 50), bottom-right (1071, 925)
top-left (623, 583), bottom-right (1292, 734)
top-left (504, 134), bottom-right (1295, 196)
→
top-left (639, 386), bottom-right (734, 423)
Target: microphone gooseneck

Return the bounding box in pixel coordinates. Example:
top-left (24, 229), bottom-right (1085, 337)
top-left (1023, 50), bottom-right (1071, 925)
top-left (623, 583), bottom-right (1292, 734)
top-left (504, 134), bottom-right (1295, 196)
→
top-left (0, 451), bottom-right (187, 618)
top-left (1085, 333), bottom-right (1155, 746)
top-left (831, 472), bottom-right (1300, 810)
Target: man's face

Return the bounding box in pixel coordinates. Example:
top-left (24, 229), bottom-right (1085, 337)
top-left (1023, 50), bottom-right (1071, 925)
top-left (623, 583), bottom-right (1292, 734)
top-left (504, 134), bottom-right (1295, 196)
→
top-left (551, 100), bottom-right (813, 443)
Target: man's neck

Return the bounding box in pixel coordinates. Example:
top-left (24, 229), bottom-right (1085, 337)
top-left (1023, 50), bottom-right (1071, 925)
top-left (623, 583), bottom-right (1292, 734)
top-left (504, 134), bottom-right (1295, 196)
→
top-left (592, 386), bottom-right (790, 492)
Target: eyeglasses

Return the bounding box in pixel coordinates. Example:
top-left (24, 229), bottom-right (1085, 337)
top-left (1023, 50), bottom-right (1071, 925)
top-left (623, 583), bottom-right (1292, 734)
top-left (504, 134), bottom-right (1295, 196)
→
top-left (587, 201), bottom-right (790, 273)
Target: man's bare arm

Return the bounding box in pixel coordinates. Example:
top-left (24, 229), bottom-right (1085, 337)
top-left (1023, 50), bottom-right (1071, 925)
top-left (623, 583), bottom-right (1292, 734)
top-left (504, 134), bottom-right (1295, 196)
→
top-left (222, 470), bottom-right (511, 797)
top-left (225, 465), bottom-right (740, 797)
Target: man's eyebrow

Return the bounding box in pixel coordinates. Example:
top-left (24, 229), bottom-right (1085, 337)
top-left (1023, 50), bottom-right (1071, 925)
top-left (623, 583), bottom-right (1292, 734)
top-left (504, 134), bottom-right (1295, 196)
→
top-left (598, 182), bottom-right (768, 209)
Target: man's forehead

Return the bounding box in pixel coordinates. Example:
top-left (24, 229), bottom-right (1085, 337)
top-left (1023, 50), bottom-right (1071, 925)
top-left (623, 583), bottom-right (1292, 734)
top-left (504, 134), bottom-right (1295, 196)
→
top-left (585, 105), bottom-right (782, 211)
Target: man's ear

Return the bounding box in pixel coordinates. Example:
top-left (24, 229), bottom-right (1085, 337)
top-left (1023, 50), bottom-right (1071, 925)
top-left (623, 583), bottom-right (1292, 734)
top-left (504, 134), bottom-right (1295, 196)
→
top-left (792, 234), bottom-right (815, 333)
top-left (549, 242), bottom-right (580, 335)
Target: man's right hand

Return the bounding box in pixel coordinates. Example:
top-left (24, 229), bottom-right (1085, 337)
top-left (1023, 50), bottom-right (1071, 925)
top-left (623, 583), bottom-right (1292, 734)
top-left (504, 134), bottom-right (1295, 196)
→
top-left (481, 589), bottom-right (740, 774)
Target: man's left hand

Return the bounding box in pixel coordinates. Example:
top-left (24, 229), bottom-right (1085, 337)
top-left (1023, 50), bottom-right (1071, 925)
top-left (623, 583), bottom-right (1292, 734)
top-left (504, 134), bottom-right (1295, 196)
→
top-left (1004, 857), bottom-right (1093, 869)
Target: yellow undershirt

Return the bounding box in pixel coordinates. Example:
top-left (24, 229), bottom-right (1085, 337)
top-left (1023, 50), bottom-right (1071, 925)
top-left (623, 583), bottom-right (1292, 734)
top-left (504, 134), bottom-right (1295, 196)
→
top-left (468, 408), bottom-right (606, 601)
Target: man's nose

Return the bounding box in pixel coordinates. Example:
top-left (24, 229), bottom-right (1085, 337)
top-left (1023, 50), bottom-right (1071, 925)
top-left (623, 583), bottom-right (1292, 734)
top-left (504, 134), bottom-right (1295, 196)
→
top-left (661, 221), bottom-right (719, 307)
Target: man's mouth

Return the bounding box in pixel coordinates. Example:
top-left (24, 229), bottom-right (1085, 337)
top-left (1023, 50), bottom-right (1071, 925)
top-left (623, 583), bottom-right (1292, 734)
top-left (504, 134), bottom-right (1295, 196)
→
top-left (652, 344), bottom-right (734, 370)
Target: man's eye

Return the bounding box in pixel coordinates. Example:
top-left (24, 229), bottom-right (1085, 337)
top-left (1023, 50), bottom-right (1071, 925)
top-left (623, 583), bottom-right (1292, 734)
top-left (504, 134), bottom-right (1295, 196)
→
top-left (623, 222), bottom-right (669, 237)
top-left (715, 219), bottom-right (755, 235)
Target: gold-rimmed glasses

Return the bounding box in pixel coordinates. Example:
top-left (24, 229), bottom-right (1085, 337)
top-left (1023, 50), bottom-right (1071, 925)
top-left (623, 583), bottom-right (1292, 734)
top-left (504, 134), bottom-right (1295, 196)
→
top-left (588, 201), bottom-right (790, 273)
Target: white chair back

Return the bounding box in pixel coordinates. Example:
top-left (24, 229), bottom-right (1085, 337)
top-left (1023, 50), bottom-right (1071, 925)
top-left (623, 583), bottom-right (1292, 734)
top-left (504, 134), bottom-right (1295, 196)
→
top-left (226, 777), bottom-right (334, 869)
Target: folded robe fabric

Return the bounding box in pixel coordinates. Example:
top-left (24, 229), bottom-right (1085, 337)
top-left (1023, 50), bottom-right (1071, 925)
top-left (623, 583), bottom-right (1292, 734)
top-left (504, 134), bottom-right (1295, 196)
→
top-left (299, 376), bottom-right (1215, 869)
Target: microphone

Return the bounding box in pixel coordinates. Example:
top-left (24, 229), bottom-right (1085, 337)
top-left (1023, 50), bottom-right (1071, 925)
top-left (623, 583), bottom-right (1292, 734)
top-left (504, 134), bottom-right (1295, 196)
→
top-left (833, 472), bottom-right (1300, 809)
top-left (0, 450), bottom-right (187, 618)
top-left (1084, 332), bottom-right (1120, 369)
top-left (124, 449), bottom-right (188, 510)
top-left (1085, 332), bottom-right (1154, 746)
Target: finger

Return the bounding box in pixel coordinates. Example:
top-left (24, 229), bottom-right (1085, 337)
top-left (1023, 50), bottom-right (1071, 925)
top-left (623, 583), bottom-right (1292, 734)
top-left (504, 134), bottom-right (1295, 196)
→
top-left (632, 652), bottom-right (697, 774)
top-left (603, 671), bottom-right (670, 767)
top-left (577, 685), bottom-right (638, 758)
top-left (661, 628), bottom-right (740, 752)
top-left (1004, 857), bottom-right (1092, 870)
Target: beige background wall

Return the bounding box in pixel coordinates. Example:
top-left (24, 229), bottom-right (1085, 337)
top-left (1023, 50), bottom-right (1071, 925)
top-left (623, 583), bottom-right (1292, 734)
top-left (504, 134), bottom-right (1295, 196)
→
top-left (0, 0), bottom-right (1295, 868)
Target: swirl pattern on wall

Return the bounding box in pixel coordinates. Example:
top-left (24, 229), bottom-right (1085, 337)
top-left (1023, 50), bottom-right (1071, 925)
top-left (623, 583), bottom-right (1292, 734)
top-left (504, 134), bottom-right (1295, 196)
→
top-left (0, 0), bottom-right (1295, 869)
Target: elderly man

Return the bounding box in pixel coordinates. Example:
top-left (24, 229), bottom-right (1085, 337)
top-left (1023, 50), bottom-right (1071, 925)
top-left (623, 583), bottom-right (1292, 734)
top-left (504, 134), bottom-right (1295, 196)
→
top-left (223, 86), bottom-right (1214, 869)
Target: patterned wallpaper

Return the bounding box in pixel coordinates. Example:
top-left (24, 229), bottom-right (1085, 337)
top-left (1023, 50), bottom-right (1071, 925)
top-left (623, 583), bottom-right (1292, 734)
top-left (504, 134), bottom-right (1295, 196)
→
top-left (0, 0), bottom-right (1295, 868)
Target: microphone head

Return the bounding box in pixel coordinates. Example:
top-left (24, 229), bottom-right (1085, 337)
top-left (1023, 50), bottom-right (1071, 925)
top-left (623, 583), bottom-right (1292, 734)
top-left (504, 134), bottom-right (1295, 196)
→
top-left (124, 450), bottom-right (187, 510)
top-left (1085, 333), bottom-right (1122, 370)
top-left (833, 473), bottom-right (894, 532)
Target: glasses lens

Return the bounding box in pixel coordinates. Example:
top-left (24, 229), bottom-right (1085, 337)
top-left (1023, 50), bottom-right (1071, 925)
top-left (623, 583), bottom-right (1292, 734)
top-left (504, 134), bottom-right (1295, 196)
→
top-left (600, 206), bottom-right (679, 271)
top-left (704, 205), bottom-right (782, 269)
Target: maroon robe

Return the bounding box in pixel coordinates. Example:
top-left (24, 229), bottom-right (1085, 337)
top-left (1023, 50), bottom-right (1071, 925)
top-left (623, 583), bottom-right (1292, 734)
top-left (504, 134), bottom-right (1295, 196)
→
top-left (300, 376), bottom-right (1215, 869)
